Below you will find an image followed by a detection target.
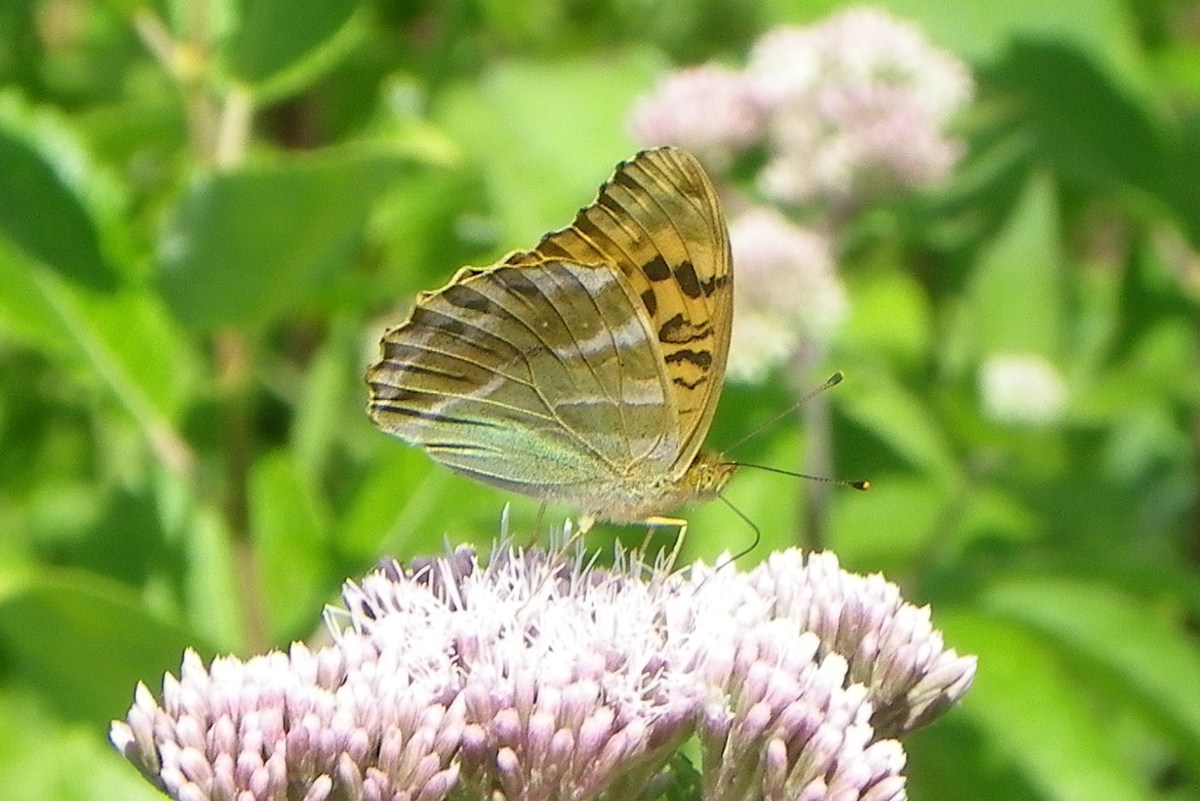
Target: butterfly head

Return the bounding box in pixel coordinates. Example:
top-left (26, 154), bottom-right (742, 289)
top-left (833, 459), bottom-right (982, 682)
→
top-left (681, 451), bottom-right (737, 500)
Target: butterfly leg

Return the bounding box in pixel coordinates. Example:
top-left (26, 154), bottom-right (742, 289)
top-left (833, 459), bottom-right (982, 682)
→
top-left (639, 515), bottom-right (689, 573)
top-left (525, 501), bottom-right (551, 548)
top-left (545, 514), bottom-right (595, 558)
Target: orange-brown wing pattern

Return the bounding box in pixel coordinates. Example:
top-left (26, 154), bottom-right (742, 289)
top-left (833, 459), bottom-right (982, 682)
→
top-left (504, 147), bottom-right (732, 472)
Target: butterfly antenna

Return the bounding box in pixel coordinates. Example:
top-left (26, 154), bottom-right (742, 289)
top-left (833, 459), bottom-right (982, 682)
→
top-left (730, 461), bottom-right (870, 491)
top-left (722, 371), bottom-right (846, 455)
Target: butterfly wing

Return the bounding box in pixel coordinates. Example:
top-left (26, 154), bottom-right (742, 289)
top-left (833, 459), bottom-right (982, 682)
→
top-left (504, 147), bottom-right (732, 474)
top-left (367, 260), bottom-right (680, 497)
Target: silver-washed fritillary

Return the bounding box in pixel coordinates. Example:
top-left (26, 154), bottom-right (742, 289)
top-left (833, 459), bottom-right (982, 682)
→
top-left (366, 146), bottom-right (735, 523)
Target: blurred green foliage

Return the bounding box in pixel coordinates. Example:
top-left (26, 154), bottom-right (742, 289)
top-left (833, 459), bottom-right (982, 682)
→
top-left (0, 1), bottom-right (1198, 799)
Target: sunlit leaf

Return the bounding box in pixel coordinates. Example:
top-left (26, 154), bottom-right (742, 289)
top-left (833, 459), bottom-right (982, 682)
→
top-left (969, 173), bottom-right (1065, 358)
top-left (226, 0), bottom-right (363, 103)
top-left (0, 570), bottom-right (203, 724)
top-left (0, 688), bottom-right (163, 801)
top-left (0, 92), bottom-right (122, 291)
top-left (249, 450), bottom-right (332, 641)
top-left (940, 609), bottom-right (1154, 801)
top-left (158, 147), bottom-right (410, 330)
top-left (436, 52), bottom-right (667, 244)
top-left (983, 576), bottom-right (1200, 775)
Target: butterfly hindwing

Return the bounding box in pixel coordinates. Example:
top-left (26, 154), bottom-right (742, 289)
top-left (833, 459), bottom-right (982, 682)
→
top-left (504, 147), bottom-right (732, 473)
top-left (368, 147), bottom-right (737, 521)
top-left (367, 260), bottom-right (680, 494)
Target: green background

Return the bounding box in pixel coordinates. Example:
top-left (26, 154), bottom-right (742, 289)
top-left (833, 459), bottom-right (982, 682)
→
top-left (1, 0), bottom-right (1199, 799)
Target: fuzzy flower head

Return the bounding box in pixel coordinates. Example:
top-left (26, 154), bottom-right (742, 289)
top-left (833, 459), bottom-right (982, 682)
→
top-left (727, 207), bottom-right (847, 381)
top-left (748, 7), bottom-right (973, 209)
top-left (113, 539), bottom-right (975, 801)
top-left (979, 353), bottom-right (1069, 426)
top-left (630, 8), bottom-right (973, 214)
top-left (629, 63), bottom-right (766, 171)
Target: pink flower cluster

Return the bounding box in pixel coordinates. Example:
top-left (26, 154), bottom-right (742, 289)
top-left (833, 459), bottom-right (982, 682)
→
top-left (112, 542), bottom-right (975, 801)
top-left (631, 7), bottom-right (972, 210)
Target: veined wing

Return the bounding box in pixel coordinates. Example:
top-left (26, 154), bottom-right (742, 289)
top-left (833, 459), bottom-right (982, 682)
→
top-left (367, 260), bottom-right (680, 494)
top-left (504, 146), bottom-right (732, 473)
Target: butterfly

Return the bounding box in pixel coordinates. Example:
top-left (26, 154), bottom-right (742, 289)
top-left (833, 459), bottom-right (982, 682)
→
top-left (366, 146), bottom-right (735, 524)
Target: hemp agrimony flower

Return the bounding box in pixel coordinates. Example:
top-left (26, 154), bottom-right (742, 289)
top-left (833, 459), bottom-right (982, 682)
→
top-left (113, 541), bottom-right (975, 800)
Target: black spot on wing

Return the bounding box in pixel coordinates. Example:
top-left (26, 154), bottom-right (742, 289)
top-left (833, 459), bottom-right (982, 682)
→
top-left (658, 313), bottom-right (712, 345)
top-left (673, 261), bottom-right (701, 299)
top-left (702, 272), bottom-right (730, 298)
top-left (640, 288), bottom-right (657, 317)
top-left (672, 375), bottom-right (709, 390)
top-left (664, 349), bottom-right (713, 369)
top-left (642, 255), bottom-right (672, 281)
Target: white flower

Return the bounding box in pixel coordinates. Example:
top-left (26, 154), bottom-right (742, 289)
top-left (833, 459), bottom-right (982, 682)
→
top-left (629, 63), bottom-right (765, 170)
top-left (979, 354), bottom-right (1069, 426)
top-left (113, 540), bottom-right (975, 800)
top-left (747, 8), bottom-right (973, 208)
top-left (727, 207), bottom-right (847, 381)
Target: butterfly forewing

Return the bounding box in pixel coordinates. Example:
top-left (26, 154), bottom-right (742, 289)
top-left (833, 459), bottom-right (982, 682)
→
top-left (505, 147), bottom-right (732, 472)
top-left (367, 260), bottom-right (680, 495)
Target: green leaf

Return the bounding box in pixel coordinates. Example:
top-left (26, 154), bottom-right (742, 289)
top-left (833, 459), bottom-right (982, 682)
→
top-left (827, 474), bottom-right (950, 567)
top-left (842, 267), bottom-right (932, 366)
top-left (0, 92), bottom-right (121, 291)
top-left (338, 444), bottom-right (511, 561)
top-left (290, 314), bottom-right (361, 490)
top-left (435, 51), bottom-right (668, 246)
top-left (158, 147), bottom-right (409, 330)
top-left (339, 447), bottom-right (437, 559)
top-left (0, 236), bottom-right (74, 351)
top-left (906, 714), bottom-right (1039, 801)
top-left (955, 485), bottom-right (1039, 546)
top-left (1166, 112), bottom-right (1200, 246)
top-left (983, 41), bottom-right (1163, 193)
top-left (0, 687), bottom-right (163, 801)
top-left (225, 0), bottom-right (363, 103)
top-left (0, 255), bottom-right (196, 472)
top-left (940, 609), bottom-right (1154, 801)
top-left (835, 371), bottom-right (960, 478)
top-left (968, 173), bottom-right (1065, 358)
top-left (0, 568), bottom-right (202, 725)
top-left (982, 576), bottom-right (1200, 776)
top-left (367, 160), bottom-right (487, 302)
top-left (152, 469), bottom-right (245, 650)
top-left (250, 450), bottom-right (332, 640)
top-left (80, 287), bottom-right (203, 420)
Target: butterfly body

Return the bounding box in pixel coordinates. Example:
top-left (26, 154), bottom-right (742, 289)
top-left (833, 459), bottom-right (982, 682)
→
top-left (367, 147), bottom-right (734, 523)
